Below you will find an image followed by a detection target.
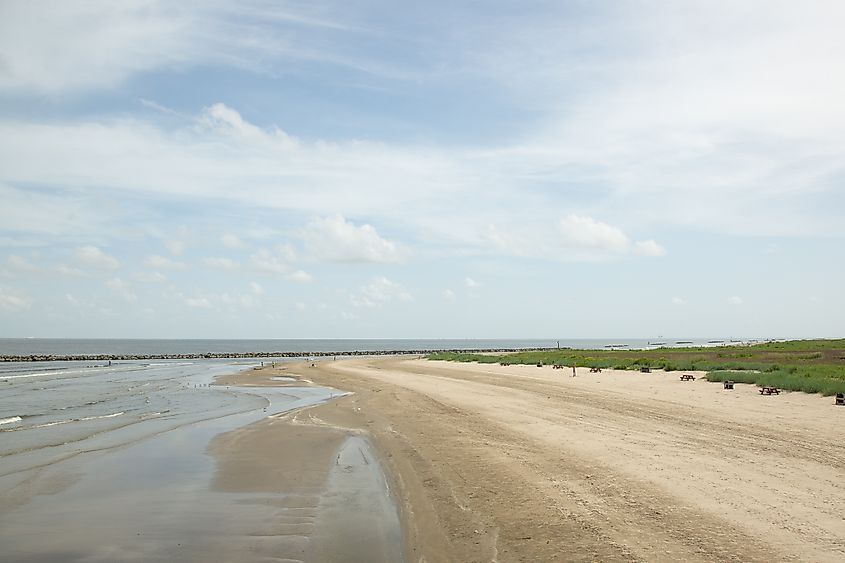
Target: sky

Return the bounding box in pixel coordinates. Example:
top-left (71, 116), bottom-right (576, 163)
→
top-left (0, 0), bottom-right (843, 339)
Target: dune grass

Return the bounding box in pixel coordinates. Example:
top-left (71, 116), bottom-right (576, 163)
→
top-left (426, 340), bottom-right (845, 396)
top-left (705, 367), bottom-right (845, 396)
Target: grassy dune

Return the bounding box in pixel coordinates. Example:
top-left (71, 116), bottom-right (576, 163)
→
top-left (427, 339), bottom-right (845, 396)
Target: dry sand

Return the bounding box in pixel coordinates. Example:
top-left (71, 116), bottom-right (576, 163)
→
top-left (227, 357), bottom-right (845, 562)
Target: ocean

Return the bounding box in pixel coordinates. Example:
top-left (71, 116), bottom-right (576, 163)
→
top-left (0, 337), bottom-right (748, 356)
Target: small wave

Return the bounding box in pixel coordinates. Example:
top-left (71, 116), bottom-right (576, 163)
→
top-left (2, 412), bottom-right (126, 432)
top-left (0, 416), bottom-right (22, 426)
top-left (79, 412), bottom-right (125, 421)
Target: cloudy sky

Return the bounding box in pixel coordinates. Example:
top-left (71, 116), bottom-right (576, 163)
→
top-left (1, 0), bottom-right (842, 339)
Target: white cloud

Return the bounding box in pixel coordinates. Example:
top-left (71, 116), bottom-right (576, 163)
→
top-left (633, 240), bottom-right (666, 257)
top-left (183, 289), bottom-right (259, 311)
top-left (163, 227), bottom-right (191, 255)
top-left (249, 281), bottom-right (264, 295)
top-left (75, 246), bottom-right (119, 269)
top-left (295, 302), bottom-right (307, 311)
top-left (671, 297), bottom-right (686, 306)
top-left (201, 103), bottom-right (298, 149)
top-left (558, 215), bottom-right (629, 253)
top-left (5, 254), bottom-right (87, 277)
top-left (134, 271), bottom-right (167, 284)
top-left (251, 249), bottom-right (291, 274)
top-left (481, 216), bottom-right (665, 262)
top-left (276, 244), bottom-right (298, 262)
top-left (203, 257), bottom-right (239, 270)
top-left (0, 1), bottom-right (194, 94)
top-left (443, 288), bottom-right (456, 301)
top-left (288, 270), bottom-right (313, 284)
top-left (185, 296), bottom-right (212, 309)
top-left (0, 183), bottom-right (106, 239)
top-left (728, 296), bottom-right (744, 305)
top-left (219, 292), bottom-right (257, 308)
top-left (351, 277), bottom-right (413, 308)
top-left (300, 215), bottom-right (406, 263)
top-left (144, 255), bottom-right (186, 270)
top-left (221, 233), bottom-right (246, 249)
top-left (5, 254), bottom-right (40, 274)
top-left (0, 285), bottom-right (31, 312)
top-left (464, 277), bottom-right (480, 289)
top-left (56, 264), bottom-right (84, 277)
top-left (106, 277), bottom-right (137, 302)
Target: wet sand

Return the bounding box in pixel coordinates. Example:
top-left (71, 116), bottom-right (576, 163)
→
top-left (208, 406), bottom-right (403, 563)
top-left (231, 357), bottom-right (845, 562)
top-left (0, 368), bottom-right (402, 563)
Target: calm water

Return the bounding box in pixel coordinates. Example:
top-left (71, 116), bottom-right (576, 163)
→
top-left (0, 337), bottom-right (757, 356)
top-left (0, 359), bottom-right (277, 474)
top-left (0, 356), bottom-right (403, 562)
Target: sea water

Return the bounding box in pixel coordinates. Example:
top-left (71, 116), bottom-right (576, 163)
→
top-left (0, 358), bottom-right (404, 562)
top-left (0, 337), bottom-right (760, 357)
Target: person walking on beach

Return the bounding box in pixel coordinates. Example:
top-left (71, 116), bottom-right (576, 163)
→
top-left (572, 364), bottom-right (576, 377)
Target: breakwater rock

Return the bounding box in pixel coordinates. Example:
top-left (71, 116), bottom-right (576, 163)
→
top-left (0, 348), bottom-right (555, 363)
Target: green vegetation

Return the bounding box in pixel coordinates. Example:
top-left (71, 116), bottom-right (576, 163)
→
top-left (705, 368), bottom-right (845, 396)
top-left (426, 339), bottom-right (845, 396)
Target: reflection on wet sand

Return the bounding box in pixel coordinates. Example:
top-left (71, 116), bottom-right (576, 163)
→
top-left (0, 367), bottom-right (404, 562)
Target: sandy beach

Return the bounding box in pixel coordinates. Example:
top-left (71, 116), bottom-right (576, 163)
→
top-left (226, 356), bottom-right (845, 562)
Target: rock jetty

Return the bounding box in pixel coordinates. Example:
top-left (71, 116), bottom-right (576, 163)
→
top-left (0, 348), bottom-right (554, 363)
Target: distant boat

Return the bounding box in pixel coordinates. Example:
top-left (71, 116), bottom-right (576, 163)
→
top-left (708, 340), bottom-right (724, 344)
top-left (675, 341), bottom-right (693, 344)
top-left (605, 344), bottom-right (629, 348)
top-left (649, 342), bottom-right (667, 346)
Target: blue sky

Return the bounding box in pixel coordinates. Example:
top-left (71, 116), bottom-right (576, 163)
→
top-left (1, 0), bottom-right (843, 338)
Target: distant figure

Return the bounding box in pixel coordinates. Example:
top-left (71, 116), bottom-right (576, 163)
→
top-left (108, 360), bottom-right (112, 366)
top-left (572, 365), bottom-right (576, 377)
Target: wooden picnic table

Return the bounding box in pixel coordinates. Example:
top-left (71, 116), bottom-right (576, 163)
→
top-left (589, 367), bottom-right (602, 373)
top-left (680, 374), bottom-right (695, 381)
top-left (759, 386), bottom-right (780, 395)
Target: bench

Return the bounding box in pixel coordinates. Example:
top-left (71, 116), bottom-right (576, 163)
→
top-left (723, 380), bottom-right (734, 389)
top-left (552, 364), bottom-right (565, 370)
top-left (589, 367), bottom-right (602, 373)
top-left (759, 386), bottom-right (780, 395)
top-left (680, 374), bottom-right (695, 381)
top-left (640, 367), bottom-right (651, 373)
top-left (835, 393), bottom-right (844, 406)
